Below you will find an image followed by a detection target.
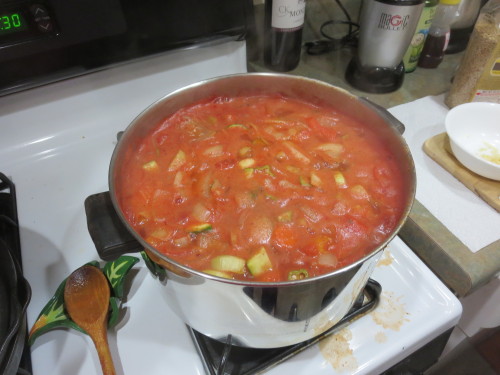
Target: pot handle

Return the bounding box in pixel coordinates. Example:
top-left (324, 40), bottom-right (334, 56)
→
top-left (84, 192), bottom-right (143, 261)
top-left (358, 97), bottom-right (405, 135)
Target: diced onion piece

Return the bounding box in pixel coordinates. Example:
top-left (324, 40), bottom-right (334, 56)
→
top-left (235, 191), bottom-right (256, 209)
top-left (148, 228), bottom-right (171, 240)
top-left (300, 206), bottom-right (323, 223)
top-left (197, 172), bottom-right (213, 198)
top-left (210, 179), bottom-right (223, 195)
top-left (263, 178), bottom-right (276, 192)
top-left (283, 142), bottom-right (310, 164)
top-left (333, 171), bottom-right (347, 188)
top-left (238, 158), bottom-right (255, 169)
top-left (265, 126), bottom-right (283, 140)
top-left (142, 160), bottom-right (159, 171)
top-left (247, 247), bottom-right (273, 276)
top-left (192, 203), bottom-right (211, 222)
top-left (173, 171), bottom-right (183, 188)
top-left (318, 253), bottom-right (338, 267)
top-left (310, 172), bottom-right (322, 187)
top-left (173, 236), bottom-right (190, 247)
top-left (168, 150), bottom-right (186, 171)
top-left (316, 143), bottom-right (344, 158)
top-left (211, 255), bottom-right (246, 274)
top-left (203, 145), bottom-right (224, 157)
top-left (278, 180), bottom-right (299, 189)
top-left (331, 202), bottom-right (348, 216)
top-left (351, 184), bottom-right (369, 200)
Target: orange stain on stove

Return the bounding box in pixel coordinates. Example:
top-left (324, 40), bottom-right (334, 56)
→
top-left (377, 248), bottom-right (394, 267)
top-left (319, 328), bottom-right (358, 373)
top-left (371, 291), bottom-right (410, 331)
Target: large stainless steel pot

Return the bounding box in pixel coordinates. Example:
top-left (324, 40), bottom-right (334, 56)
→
top-left (109, 73), bottom-right (416, 348)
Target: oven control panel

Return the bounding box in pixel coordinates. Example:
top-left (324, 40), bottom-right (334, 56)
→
top-left (0, 2), bottom-right (58, 47)
top-left (0, 0), bottom-right (252, 97)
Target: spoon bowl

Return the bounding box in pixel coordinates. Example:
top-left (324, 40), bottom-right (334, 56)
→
top-left (64, 265), bottom-right (116, 375)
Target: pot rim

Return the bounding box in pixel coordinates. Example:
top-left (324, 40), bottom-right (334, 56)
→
top-left (109, 72), bottom-right (416, 287)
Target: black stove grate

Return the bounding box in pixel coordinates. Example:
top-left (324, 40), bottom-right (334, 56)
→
top-left (0, 172), bottom-right (32, 375)
top-left (189, 279), bottom-right (381, 375)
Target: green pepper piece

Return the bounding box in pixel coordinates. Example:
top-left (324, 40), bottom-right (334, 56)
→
top-left (288, 269), bottom-right (309, 281)
top-left (188, 223), bottom-right (213, 233)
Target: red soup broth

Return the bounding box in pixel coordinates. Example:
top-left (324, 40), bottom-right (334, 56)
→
top-left (116, 94), bottom-right (407, 282)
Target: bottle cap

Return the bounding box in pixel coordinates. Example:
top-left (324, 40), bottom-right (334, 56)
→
top-left (439, 0), bottom-right (460, 5)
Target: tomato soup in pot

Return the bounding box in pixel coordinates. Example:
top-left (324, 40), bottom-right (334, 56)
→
top-left (115, 93), bottom-right (407, 283)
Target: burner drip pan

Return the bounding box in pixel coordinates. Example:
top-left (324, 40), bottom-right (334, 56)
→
top-left (189, 279), bottom-right (381, 375)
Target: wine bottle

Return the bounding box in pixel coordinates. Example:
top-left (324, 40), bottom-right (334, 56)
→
top-left (264, 0), bottom-right (306, 72)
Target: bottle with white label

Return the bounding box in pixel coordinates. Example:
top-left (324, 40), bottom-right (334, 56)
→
top-left (264, 0), bottom-right (306, 72)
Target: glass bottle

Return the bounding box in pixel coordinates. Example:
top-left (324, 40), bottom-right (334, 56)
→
top-left (447, 0), bottom-right (483, 53)
top-left (403, 0), bottom-right (439, 72)
top-left (418, 0), bottom-right (461, 68)
top-left (264, 0), bottom-right (306, 72)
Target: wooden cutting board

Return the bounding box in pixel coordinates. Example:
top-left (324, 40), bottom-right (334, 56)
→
top-left (423, 132), bottom-right (500, 213)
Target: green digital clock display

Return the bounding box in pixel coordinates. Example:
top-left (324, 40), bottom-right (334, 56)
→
top-left (0, 12), bottom-right (28, 35)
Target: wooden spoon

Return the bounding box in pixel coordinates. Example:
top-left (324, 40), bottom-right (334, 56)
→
top-left (64, 265), bottom-right (116, 375)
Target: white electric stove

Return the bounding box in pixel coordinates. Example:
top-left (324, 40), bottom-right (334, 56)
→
top-left (0, 40), bottom-right (462, 375)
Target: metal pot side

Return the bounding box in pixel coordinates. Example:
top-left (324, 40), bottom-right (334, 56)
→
top-left (109, 73), bottom-right (416, 348)
top-left (159, 249), bottom-right (382, 348)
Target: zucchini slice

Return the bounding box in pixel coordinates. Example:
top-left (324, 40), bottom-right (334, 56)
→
top-left (211, 255), bottom-right (246, 274)
top-left (247, 247), bottom-right (272, 276)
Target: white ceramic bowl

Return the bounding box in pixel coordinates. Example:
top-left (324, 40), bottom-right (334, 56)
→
top-left (445, 102), bottom-right (500, 181)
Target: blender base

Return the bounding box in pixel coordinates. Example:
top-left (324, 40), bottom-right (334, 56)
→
top-left (345, 58), bottom-right (405, 94)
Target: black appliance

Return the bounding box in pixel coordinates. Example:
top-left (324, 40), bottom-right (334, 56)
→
top-left (0, 173), bottom-right (32, 375)
top-left (0, 0), bottom-right (253, 96)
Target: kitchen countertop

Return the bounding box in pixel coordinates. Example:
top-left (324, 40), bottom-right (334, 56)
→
top-left (246, 1), bottom-right (499, 297)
